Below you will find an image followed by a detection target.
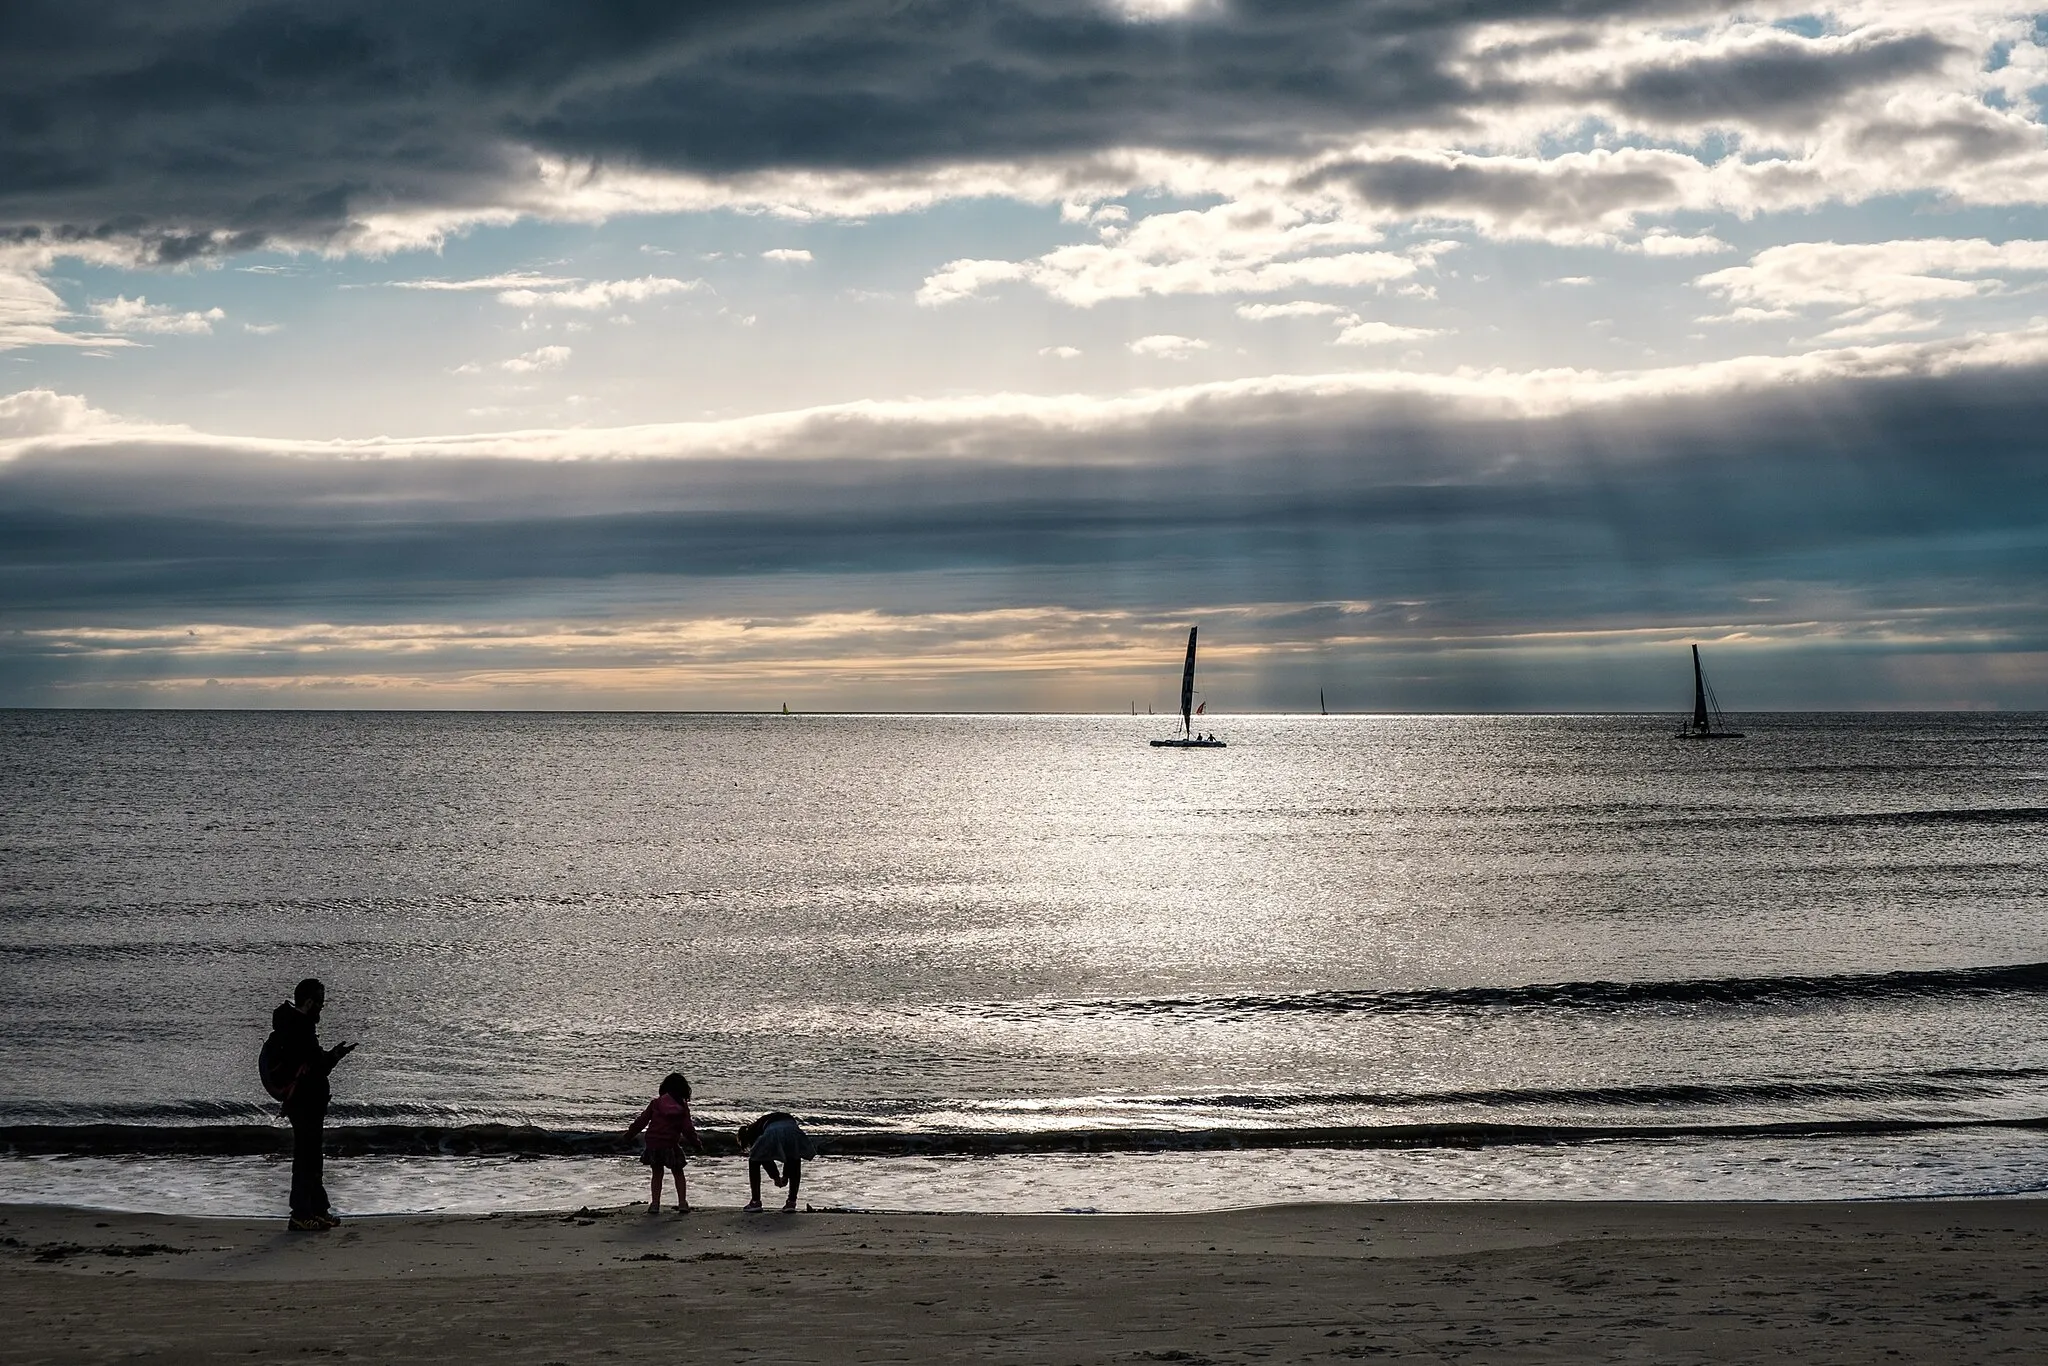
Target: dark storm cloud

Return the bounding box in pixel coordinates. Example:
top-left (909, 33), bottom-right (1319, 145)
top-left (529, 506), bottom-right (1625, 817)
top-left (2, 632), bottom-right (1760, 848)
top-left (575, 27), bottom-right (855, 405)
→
top-left (1602, 31), bottom-right (1959, 129)
top-left (5, 356), bottom-right (2046, 638)
top-left (0, 0), bottom-right (1947, 250)
top-left (1848, 101), bottom-right (2043, 164)
top-left (1305, 153), bottom-right (1687, 227)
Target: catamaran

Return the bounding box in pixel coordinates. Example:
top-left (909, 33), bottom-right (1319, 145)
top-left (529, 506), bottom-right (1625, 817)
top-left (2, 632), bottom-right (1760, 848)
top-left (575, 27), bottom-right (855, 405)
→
top-left (1151, 627), bottom-right (1226, 748)
top-left (1675, 644), bottom-right (1745, 740)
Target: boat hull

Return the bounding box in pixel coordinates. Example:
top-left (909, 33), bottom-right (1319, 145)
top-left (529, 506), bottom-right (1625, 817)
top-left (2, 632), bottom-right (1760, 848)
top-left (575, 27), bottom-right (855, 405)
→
top-left (1150, 739), bottom-right (1228, 748)
top-left (1674, 731), bottom-right (1745, 740)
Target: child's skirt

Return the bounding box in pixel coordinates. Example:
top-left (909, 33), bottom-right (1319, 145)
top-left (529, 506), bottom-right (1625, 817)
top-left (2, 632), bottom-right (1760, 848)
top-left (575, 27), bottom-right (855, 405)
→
top-left (641, 1145), bottom-right (687, 1168)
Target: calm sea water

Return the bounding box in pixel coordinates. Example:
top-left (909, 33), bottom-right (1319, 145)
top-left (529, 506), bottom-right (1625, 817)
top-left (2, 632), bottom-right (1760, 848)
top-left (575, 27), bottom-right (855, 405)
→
top-left (3, 709), bottom-right (2047, 1212)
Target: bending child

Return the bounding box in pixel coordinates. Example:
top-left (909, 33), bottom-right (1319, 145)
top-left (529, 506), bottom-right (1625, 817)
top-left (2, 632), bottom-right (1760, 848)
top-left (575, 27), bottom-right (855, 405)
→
top-left (626, 1072), bottom-right (702, 1213)
top-left (737, 1110), bottom-right (816, 1212)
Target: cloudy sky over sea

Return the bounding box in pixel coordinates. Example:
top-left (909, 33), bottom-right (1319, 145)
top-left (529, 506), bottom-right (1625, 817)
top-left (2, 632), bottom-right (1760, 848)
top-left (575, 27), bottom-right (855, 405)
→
top-left (3, 1), bottom-right (2047, 710)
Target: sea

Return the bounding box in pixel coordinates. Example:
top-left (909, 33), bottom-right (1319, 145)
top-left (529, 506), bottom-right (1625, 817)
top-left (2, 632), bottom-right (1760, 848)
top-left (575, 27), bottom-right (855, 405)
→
top-left (3, 709), bottom-right (2047, 1216)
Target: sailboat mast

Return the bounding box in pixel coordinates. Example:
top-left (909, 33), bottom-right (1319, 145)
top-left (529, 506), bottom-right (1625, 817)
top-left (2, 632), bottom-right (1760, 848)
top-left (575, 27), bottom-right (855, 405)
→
top-left (1691, 645), bottom-right (1710, 733)
top-left (1180, 627), bottom-right (1198, 739)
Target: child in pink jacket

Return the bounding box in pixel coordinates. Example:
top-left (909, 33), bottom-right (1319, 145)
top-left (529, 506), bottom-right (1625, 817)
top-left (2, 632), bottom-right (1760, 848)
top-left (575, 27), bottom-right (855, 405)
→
top-left (627, 1072), bottom-right (702, 1213)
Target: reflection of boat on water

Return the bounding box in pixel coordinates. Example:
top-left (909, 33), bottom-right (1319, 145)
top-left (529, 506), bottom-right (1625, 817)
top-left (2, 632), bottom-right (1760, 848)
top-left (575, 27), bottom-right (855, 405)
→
top-left (1675, 644), bottom-right (1745, 740)
top-left (1150, 627), bottom-right (1227, 748)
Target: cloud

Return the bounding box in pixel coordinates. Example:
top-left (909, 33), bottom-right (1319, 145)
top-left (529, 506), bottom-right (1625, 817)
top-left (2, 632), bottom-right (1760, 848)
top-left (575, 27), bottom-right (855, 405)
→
top-left (1331, 317), bottom-right (1438, 346)
top-left (1127, 333), bottom-right (1208, 358)
top-left (0, 3), bottom-right (2034, 305)
top-left (1697, 238), bottom-right (2048, 334)
top-left (1596, 29), bottom-right (1963, 132)
top-left (89, 296), bottom-right (225, 334)
top-left (386, 271), bottom-right (701, 310)
top-left (1627, 230), bottom-right (1731, 257)
top-left (1039, 345), bottom-right (1082, 358)
top-left (921, 200), bottom-right (1438, 306)
top-left (500, 344), bottom-right (573, 372)
top-left (1237, 301), bottom-right (1346, 320)
top-left (495, 275), bottom-right (701, 309)
top-left (8, 326), bottom-right (2048, 706)
top-left (387, 274), bottom-right (582, 292)
top-left (1312, 148), bottom-right (1703, 239)
top-left (0, 264), bottom-right (109, 349)
top-left (0, 0), bottom-right (1549, 250)
top-left (761, 248), bottom-right (813, 263)
top-left (0, 388), bottom-right (124, 441)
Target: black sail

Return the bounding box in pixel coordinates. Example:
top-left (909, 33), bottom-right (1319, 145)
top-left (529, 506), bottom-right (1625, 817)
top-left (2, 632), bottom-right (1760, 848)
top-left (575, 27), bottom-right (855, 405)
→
top-left (1180, 627), bottom-right (1198, 738)
top-left (1691, 645), bottom-right (1710, 733)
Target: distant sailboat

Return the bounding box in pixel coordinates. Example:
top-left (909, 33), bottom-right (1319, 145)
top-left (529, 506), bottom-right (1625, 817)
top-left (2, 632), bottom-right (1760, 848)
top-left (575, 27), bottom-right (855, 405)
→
top-left (1320, 688), bottom-right (1327, 716)
top-left (781, 702), bottom-right (790, 715)
top-left (1675, 644), bottom-right (1745, 740)
top-left (1150, 627), bottom-right (1226, 748)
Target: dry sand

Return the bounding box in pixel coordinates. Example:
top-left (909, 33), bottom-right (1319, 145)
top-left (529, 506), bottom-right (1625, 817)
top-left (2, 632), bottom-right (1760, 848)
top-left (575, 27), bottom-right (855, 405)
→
top-left (5, 1198), bottom-right (2047, 1363)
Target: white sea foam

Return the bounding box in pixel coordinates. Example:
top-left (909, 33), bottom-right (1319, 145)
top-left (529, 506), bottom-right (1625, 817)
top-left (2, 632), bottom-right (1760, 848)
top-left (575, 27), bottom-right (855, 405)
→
top-left (7, 1130), bottom-right (2048, 1218)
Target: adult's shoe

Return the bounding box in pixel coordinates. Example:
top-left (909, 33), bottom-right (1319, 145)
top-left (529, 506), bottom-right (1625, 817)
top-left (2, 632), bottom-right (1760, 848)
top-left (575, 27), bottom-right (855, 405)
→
top-left (287, 1216), bottom-right (329, 1232)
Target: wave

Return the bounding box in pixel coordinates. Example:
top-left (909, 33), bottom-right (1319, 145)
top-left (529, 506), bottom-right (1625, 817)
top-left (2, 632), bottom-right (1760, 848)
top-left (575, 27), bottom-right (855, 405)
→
top-left (14, 1073), bottom-right (2027, 1134)
top-left (1097, 1074), bottom-right (2046, 1111)
top-left (951, 961), bottom-right (2048, 1021)
top-left (6, 1114), bottom-right (2048, 1159)
top-left (1774, 807), bottom-right (2048, 828)
top-left (0, 1099), bottom-right (474, 1126)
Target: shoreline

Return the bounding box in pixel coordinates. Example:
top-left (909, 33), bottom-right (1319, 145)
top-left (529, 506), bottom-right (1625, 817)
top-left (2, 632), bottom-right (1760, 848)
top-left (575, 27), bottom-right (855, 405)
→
top-left (9, 1110), bottom-right (2048, 1157)
top-left (8, 1199), bottom-right (2048, 1362)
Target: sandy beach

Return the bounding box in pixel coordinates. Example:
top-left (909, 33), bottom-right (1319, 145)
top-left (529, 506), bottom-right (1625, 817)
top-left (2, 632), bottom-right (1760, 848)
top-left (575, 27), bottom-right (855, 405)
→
top-left (5, 1199), bottom-right (2046, 1364)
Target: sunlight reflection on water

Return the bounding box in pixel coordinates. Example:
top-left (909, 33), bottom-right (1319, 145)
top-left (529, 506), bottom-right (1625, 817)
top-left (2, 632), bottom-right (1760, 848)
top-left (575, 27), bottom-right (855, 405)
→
top-left (4, 710), bottom-right (2048, 1204)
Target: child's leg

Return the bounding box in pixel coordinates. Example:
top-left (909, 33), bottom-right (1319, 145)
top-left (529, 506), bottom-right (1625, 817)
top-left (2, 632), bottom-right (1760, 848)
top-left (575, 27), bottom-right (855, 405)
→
top-left (746, 1159), bottom-right (763, 1209)
top-left (671, 1163), bottom-right (689, 1210)
top-left (648, 1163), bottom-right (664, 1210)
top-left (783, 1156), bottom-right (801, 1210)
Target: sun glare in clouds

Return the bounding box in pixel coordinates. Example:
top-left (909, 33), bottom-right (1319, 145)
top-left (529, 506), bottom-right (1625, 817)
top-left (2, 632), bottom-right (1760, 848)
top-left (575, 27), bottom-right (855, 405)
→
top-left (3, 2), bottom-right (2048, 707)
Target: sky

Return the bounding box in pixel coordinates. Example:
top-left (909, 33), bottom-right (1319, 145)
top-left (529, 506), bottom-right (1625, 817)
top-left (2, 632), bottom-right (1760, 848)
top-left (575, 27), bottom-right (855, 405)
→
top-left (3, 0), bottom-right (2047, 711)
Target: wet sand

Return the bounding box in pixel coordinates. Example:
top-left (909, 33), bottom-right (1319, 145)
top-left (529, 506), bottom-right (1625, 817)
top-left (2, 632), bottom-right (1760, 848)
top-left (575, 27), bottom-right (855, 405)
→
top-left (5, 1198), bottom-right (2048, 1363)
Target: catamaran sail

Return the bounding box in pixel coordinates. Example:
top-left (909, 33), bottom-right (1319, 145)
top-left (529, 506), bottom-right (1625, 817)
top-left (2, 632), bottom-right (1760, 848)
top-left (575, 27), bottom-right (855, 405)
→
top-left (1151, 627), bottom-right (1225, 747)
top-left (1676, 644), bottom-right (1745, 740)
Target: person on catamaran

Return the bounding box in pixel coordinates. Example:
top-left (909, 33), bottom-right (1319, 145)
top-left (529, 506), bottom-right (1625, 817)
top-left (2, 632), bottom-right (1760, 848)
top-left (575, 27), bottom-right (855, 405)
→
top-left (737, 1111), bottom-right (817, 1212)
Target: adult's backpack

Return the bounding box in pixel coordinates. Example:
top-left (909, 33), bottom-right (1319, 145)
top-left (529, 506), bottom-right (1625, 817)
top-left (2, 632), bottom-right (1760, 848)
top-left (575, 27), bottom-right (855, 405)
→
top-left (258, 1030), bottom-right (301, 1102)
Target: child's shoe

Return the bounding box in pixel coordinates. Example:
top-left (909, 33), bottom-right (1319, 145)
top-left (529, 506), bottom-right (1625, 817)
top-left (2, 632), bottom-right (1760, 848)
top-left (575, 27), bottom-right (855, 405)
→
top-left (287, 1216), bottom-right (328, 1232)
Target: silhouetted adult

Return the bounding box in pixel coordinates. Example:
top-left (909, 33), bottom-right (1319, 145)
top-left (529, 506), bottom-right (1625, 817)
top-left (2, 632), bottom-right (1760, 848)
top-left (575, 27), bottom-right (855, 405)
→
top-left (262, 978), bottom-right (356, 1231)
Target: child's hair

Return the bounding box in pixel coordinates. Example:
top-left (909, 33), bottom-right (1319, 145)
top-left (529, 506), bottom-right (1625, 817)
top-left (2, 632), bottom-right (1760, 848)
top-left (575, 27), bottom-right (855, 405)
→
top-left (659, 1072), bottom-right (691, 1102)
